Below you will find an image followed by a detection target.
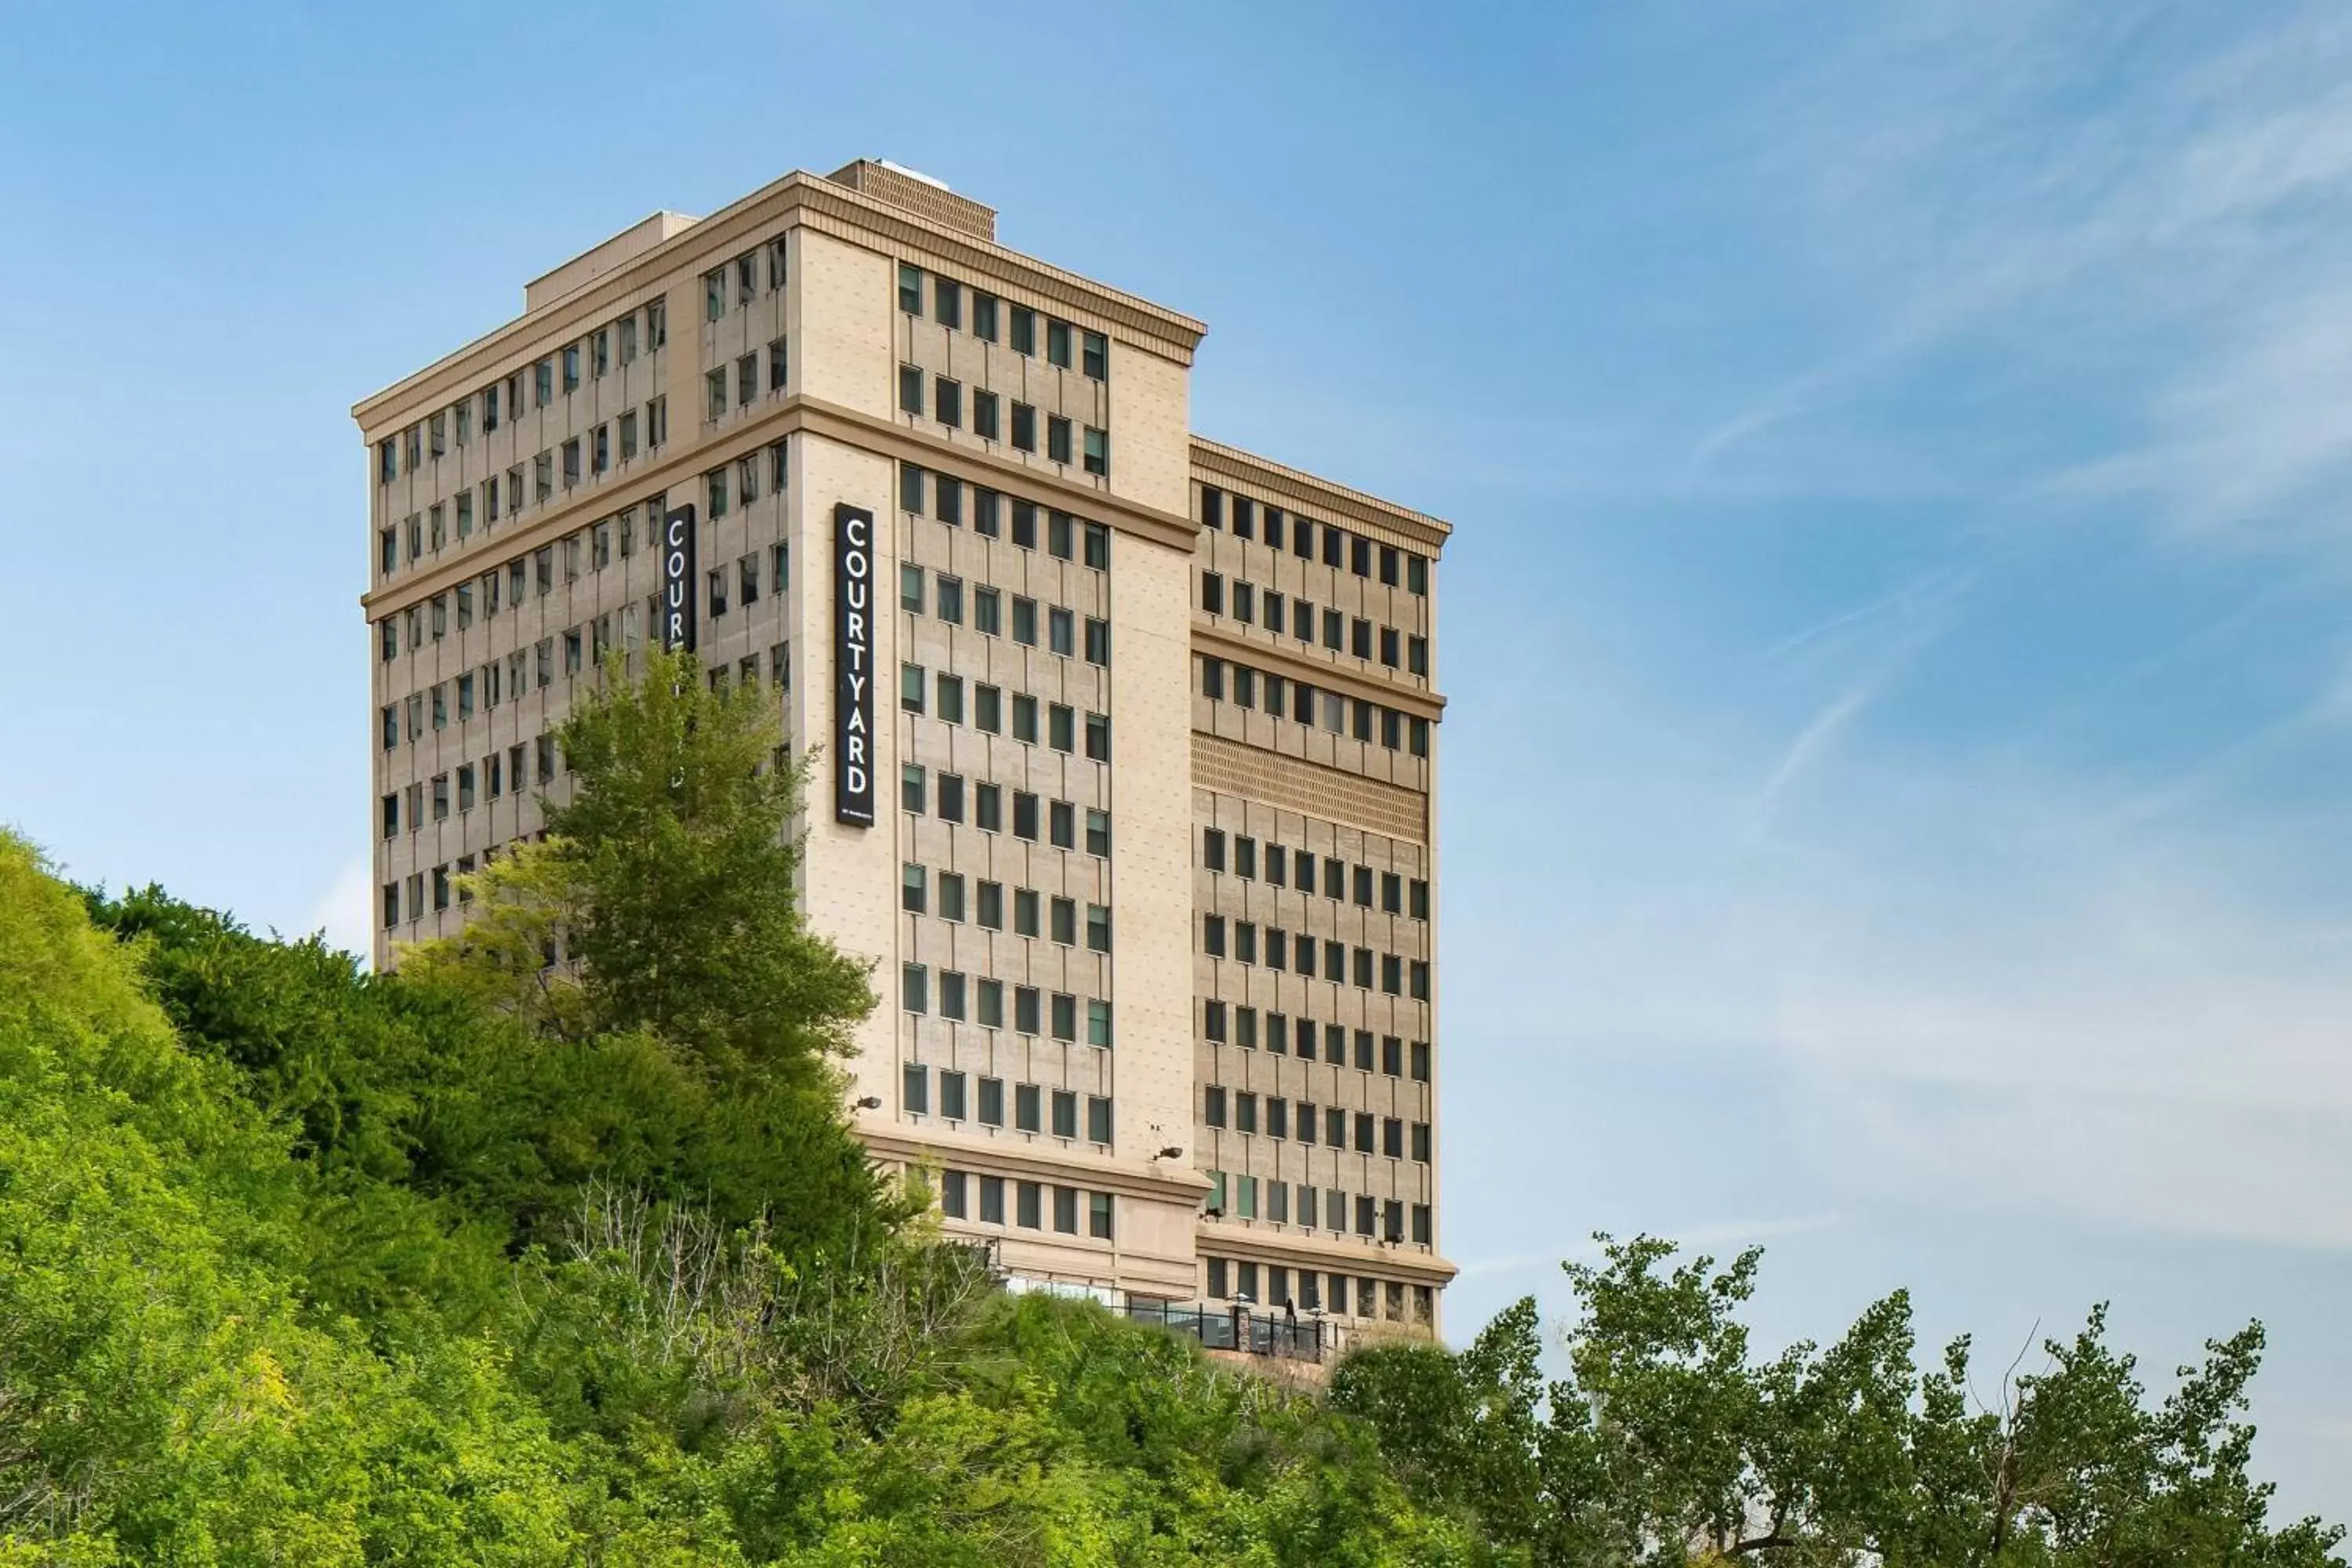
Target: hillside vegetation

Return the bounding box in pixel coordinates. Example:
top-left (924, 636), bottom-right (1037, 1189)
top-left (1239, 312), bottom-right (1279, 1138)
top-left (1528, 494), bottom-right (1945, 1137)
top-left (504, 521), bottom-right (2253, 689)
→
top-left (0, 649), bottom-right (2336, 1565)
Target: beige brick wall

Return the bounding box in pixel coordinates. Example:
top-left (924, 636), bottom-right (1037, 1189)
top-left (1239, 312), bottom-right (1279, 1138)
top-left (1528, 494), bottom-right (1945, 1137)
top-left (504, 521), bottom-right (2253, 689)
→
top-left (789, 431), bottom-right (902, 1107)
top-left (796, 228), bottom-right (892, 417)
top-left (1109, 342), bottom-right (1190, 519)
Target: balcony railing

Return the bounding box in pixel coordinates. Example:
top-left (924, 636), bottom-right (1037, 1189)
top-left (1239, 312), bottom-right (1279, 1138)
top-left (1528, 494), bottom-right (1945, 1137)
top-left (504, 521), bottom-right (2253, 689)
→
top-left (1121, 1299), bottom-right (1330, 1363)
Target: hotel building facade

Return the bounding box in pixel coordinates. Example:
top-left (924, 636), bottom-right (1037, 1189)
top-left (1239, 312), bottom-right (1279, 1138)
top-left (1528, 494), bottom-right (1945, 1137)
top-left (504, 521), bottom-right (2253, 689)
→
top-left (355, 162), bottom-right (1454, 1334)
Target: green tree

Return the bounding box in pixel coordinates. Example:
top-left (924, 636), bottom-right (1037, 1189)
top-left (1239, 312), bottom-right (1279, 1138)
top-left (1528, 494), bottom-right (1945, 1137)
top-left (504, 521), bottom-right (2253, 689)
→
top-left (396, 648), bottom-right (902, 1259)
top-left (405, 648), bottom-right (872, 1085)
top-left (1336, 1234), bottom-right (2346, 1568)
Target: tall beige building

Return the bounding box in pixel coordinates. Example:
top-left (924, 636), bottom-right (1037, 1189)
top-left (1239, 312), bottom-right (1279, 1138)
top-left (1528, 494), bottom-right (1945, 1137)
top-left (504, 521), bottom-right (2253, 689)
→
top-left (355, 161), bottom-right (1453, 1338)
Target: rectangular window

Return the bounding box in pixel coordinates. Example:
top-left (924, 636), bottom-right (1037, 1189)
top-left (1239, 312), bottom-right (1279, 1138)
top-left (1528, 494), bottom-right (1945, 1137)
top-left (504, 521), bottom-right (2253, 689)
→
top-left (903, 1063), bottom-right (928, 1114)
top-left (902, 764), bottom-right (926, 814)
top-left (1011, 402), bottom-right (1036, 452)
top-left (1087, 999), bottom-right (1112, 1047)
top-left (1011, 306), bottom-right (1036, 354)
top-left (1051, 1090), bottom-right (1077, 1140)
top-left (898, 363), bottom-right (922, 416)
top-left (1017, 1182), bottom-right (1041, 1229)
top-left (737, 353), bottom-right (756, 406)
top-left (1012, 598), bottom-right (1037, 646)
top-left (1016, 1084), bottom-right (1041, 1132)
top-left (935, 376), bottom-right (962, 428)
top-left (898, 263), bottom-right (923, 314)
top-left (1047, 319), bottom-right (1073, 367)
top-left (980, 1077), bottom-right (1005, 1126)
top-left (899, 461), bottom-right (924, 514)
top-left (1047, 416), bottom-right (1073, 464)
top-left (934, 275), bottom-right (961, 329)
top-left (942, 1171), bottom-right (967, 1218)
top-left (1048, 608), bottom-right (1074, 655)
top-left (1083, 618), bottom-right (1109, 666)
top-left (974, 389), bottom-right (1000, 441)
top-left (1090, 1191), bottom-right (1113, 1239)
top-left (981, 1176), bottom-right (1005, 1224)
top-left (1081, 330), bottom-right (1107, 379)
top-left (1082, 426), bottom-right (1108, 476)
top-left (900, 663), bottom-right (925, 713)
top-left (902, 963), bottom-right (927, 1014)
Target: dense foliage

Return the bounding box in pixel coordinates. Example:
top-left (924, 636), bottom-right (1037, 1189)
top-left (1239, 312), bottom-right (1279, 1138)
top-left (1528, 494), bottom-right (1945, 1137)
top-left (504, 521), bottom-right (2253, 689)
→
top-left (2, 648), bottom-right (2336, 1563)
top-left (1333, 1238), bottom-right (2347, 1566)
top-left (0, 652), bottom-right (1468, 1563)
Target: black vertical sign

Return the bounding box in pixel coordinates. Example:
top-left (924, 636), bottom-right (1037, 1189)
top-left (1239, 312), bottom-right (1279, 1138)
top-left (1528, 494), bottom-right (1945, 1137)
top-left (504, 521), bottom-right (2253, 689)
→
top-left (661, 503), bottom-right (698, 652)
top-left (833, 502), bottom-right (876, 826)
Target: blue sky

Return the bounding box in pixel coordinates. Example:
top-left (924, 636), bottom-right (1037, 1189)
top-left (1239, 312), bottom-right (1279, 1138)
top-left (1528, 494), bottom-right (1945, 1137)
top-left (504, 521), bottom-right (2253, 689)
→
top-left (5, 0), bottom-right (2350, 1520)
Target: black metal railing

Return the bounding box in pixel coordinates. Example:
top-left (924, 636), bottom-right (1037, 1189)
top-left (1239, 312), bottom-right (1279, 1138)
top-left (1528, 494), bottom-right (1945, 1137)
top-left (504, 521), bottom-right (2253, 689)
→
top-left (1121, 1299), bottom-right (1329, 1363)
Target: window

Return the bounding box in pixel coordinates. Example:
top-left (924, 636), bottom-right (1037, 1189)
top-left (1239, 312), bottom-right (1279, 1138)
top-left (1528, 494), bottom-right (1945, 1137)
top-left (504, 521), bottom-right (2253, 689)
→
top-left (1087, 1000), bottom-right (1112, 1047)
top-left (1012, 502), bottom-right (1038, 549)
top-left (1047, 318), bottom-right (1073, 367)
top-left (1086, 808), bottom-right (1110, 857)
top-left (977, 783), bottom-right (1002, 831)
top-left (768, 336), bottom-right (788, 391)
top-left (1083, 619), bottom-right (1109, 666)
top-left (1086, 904), bottom-right (1110, 953)
top-left (981, 1176), bottom-right (1005, 1223)
top-left (1051, 1091), bottom-right (1077, 1140)
top-left (1082, 426), bottom-right (1109, 476)
top-left (1048, 898), bottom-right (1074, 950)
top-left (900, 562), bottom-right (924, 614)
top-left (935, 575), bottom-right (964, 624)
top-left (708, 568), bottom-right (728, 619)
top-left (1081, 329), bottom-right (1107, 379)
top-left (899, 461), bottom-right (924, 514)
top-left (935, 376), bottom-right (961, 427)
top-left (980, 1077), bottom-right (1005, 1126)
top-left (937, 477), bottom-right (962, 525)
top-left (736, 353), bottom-right (756, 406)
top-left (901, 764), bottom-right (926, 814)
top-left (1047, 416), bottom-right (1073, 464)
top-left (1203, 915), bottom-right (1226, 957)
top-left (1205, 1086), bottom-right (1227, 1128)
top-left (938, 772), bottom-right (965, 822)
top-left (1090, 1191), bottom-right (1113, 1239)
top-left (1049, 608), bottom-right (1074, 655)
top-left (975, 683), bottom-right (1002, 731)
top-left (561, 344), bottom-right (580, 393)
top-left (1011, 401), bottom-right (1036, 452)
top-left (975, 589), bottom-right (1001, 637)
top-left (897, 263), bottom-right (922, 314)
top-left (1012, 598), bottom-right (1037, 646)
top-left (974, 390), bottom-right (1000, 441)
top-left (898, 363), bottom-right (921, 416)
top-left (705, 269), bottom-right (725, 321)
top-left (1016, 1084), bottom-right (1042, 1132)
top-left (902, 864), bottom-right (927, 914)
top-left (902, 963), bottom-right (927, 1014)
top-left (1014, 890), bottom-right (1039, 938)
top-left (1017, 1182), bottom-right (1042, 1229)
top-left (937, 674), bottom-right (964, 724)
top-left (1011, 305), bottom-right (1036, 354)
top-left (903, 1063), bottom-right (928, 1114)
top-left (900, 663), bottom-right (925, 713)
top-left (978, 880), bottom-right (1003, 930)
top-left (942, 1171), bottom-right (967, 1217)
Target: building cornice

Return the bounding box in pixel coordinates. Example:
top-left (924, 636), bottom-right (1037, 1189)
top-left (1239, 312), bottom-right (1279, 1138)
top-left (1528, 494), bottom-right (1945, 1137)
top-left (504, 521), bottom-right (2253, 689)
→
top-left (358, 394), bottom-right (1200, 618)
top-left (354, 170), bottom-right (1208, 438)
top-left (1199, 1223), bottom-right (1459, 1287)
top-left (860, 1125), bottom-right (1214, 1205)
top-left (1190, 437), bottom-right (1453, 556)
top-left (1189, 622), bottom-right (1447, 720)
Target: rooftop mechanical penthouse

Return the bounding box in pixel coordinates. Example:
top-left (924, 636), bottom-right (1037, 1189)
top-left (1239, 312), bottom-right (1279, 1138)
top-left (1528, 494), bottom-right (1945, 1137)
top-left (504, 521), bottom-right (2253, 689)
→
top-left (355, 159), bottom-right (1454, 1338)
